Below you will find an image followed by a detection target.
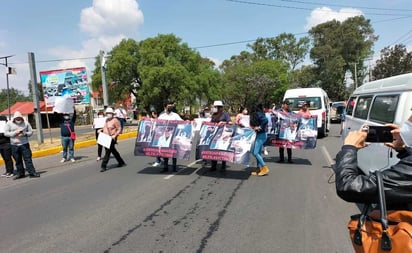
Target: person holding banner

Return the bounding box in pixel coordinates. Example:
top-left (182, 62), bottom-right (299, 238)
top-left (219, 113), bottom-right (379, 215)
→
top-left (93, 111), bottom-right (105, 161)
top-left (59, 109), bottom-right (77, 163)
top-left (277, 100), bottom-right (294, 163)
top-left (158, 101), bottom-right (183, 172)
top-left (250, 103), bottom-right (269, 176)
top-left (99, 107), bottom-right (126, 172)
top-left (210, 100), bottom-right (232, 172)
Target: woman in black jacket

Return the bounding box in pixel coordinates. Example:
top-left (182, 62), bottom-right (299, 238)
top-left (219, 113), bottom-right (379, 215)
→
top-left (249, 103), bottom-right (269, 176)
top-left (334, 115), bottom-right (412, 210)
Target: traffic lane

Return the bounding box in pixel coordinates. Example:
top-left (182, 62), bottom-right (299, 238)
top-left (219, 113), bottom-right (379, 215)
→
top-left (0, 127), bottom-right (358, 253)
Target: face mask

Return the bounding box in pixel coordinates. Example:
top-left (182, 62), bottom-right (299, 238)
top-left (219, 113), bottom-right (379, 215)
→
top-left (243, 110), bottom-right (248, 114)
top-left (166, 106), bottom-right (173, 113)
top-left (106, 114), bottom-right (113, 119)
top-left (15, 120), bottom-right (22, 124)
top-left (64, 116), bottom-right (70, 120)
top-left (400, 120), bottom-right (412, 147)
top-left (212, 108), bottom-right (218, 113)
top-left (98, 115), bottom-right (104, 118)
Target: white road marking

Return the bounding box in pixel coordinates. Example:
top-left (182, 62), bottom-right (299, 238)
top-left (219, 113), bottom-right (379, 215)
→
top-left (163, 159), bottom-right (202, 180)
top-left (321, 145), bottom-right (334, 168)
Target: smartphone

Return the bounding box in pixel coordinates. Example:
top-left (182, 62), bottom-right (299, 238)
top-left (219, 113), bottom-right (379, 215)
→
top-left (365, 126), bottom-right (393, 143)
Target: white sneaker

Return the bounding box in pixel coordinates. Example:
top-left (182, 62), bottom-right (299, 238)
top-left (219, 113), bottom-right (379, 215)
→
top-left (152, 162), bottom-right (161, 167)
top-left (6, 173), bottom-right (14, 178)
top-left (1, 173), bottom-right (8, 177)
top-left (60, 158), bottom-right (66, 163)
top-left (70, 158), bottom-right (76, 163)
top-left (96, 157), bottom-right (101, 161)
top-left (263, 148), bottom-right (269, 156)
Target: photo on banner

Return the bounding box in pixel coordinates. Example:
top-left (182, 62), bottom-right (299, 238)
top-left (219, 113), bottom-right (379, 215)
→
top-left (134, 119), bottom-right (194, 160)
top-left (265, 111), bottom-right (318, 149)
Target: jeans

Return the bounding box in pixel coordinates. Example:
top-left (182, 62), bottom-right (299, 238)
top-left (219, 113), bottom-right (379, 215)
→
top-left (253, 132), bottom-right (267, 168)
top-left (11, 143), bottom-right (36, 176)
top-left (0, 143), bottom-right (14, 174)
top-left (61, 136), bottom-right (74, 159)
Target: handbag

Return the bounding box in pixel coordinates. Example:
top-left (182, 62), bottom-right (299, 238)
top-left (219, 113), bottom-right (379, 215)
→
top-left (66, 124), bottom-right (76, 141)
top-left (348, 170), bottom-right (412, 252)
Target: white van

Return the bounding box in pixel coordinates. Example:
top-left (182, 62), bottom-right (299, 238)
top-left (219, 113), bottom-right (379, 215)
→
top-left (283, 87), bottom-right (330, 137)
top-left (342, 73), bottom-right (412, 174)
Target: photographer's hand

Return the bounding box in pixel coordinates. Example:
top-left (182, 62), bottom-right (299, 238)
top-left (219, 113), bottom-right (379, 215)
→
top-left (344, 128), bottom-right (367, 149)
top-left (384, 123), bottom-right (405, 151)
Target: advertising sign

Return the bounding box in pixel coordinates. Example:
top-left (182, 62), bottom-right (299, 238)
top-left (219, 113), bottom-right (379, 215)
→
top-left (40, 67), bottom-right (90, 107)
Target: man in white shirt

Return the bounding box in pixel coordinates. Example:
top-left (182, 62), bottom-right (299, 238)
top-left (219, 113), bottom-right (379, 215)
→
top-left (158, 101), bottom-right (183, 172)
top-left (115, 104), bottom-right (127, 132)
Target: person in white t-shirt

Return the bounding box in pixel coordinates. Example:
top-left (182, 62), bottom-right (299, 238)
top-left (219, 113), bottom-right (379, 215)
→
top-left (115, 104), bottom-right (127, 132)
top-left (158, 101), bottom-right (183, 172)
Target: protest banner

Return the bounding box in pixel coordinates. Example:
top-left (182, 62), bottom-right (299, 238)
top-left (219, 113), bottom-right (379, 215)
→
top-left (134, 119), bottom-right (194, 160)
top-left (93, 117), bottom-right (106, 129)
top-left (197, 122), bottom-right (256, 165)
top-left (97, 132), bottom-right (112, 149)
top-left (53, 96), bottom-right (74, 113)
top-left (265, 111), bottom-right (318, 149)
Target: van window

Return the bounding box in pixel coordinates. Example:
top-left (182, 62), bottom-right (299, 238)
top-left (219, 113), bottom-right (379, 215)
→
top-left (369, 95), bottom-right (399, 123)
top-left (288, 97), bottom-right (321, 111)
top-left (346, 97), bottom-right (356, 116)
top-left (354, 96), bottom-right (373, 119)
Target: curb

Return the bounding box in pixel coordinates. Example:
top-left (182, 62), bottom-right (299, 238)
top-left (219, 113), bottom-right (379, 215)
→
top-left (0, 131), bottom-right (137, 166)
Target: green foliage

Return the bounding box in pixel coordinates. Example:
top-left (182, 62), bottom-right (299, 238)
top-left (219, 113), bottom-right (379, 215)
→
top-left (0, 88), bottom-right (31, 112)
top-left (309, 16), bottom-right (377, 101)
top-left (372, 44), bottom-right (412, 80)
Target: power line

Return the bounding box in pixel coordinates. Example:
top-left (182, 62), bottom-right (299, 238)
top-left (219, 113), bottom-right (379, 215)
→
top-left (279, 0), bottom-right (412, 12)
top-left (226, 0), bottom-right (412, 17)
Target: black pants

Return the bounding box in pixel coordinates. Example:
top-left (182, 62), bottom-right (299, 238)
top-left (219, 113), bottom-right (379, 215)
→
top-left (163, 158), bottom-right (177, 169)
top-left (95, 129), bottom-right (103, 157)
top-left (279, 148), bottom-right (292, 161)
top-left (211, 161), bottom-right (226, 170)
top-left (0, 143), bottom-right (14, 174)
top-left (101, 139), bottom-right (125, 169)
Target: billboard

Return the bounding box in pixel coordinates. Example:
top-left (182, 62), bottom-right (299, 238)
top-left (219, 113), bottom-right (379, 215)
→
top-left (39, 67), bottom-right (90, 107)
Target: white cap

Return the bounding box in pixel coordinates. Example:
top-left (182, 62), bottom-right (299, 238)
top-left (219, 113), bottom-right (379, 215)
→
top-left (13, 111), bottom-right (23, 119)
top-left (105, 107), bottom-right (114, 114)
top-left (213, 100), bottom-right (223, 106)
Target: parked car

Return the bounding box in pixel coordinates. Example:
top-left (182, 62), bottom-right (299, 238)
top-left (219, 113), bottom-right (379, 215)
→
top-left (330, 101), bottom-right (345, 123)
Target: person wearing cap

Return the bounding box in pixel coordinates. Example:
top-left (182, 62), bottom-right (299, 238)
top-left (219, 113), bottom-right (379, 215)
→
top-left (276, 100), bottom-right (294, 163)
top-left (58, 108), bottom-right (77, 163)
top-left (158, 100), bottom-right (183, 172)
top-left (4, 111), bottom-right (40, 179)
top-left (334, 114), bottom-right (412, 210)
top-left (210, 100), bottom-right (232, 171)
top-left (0, 115), bottom-right (14, 178)
top-left (93, 111), bottom-right (105, 161)
top-left (99, 107), bottom-right (126, 172)
top-left (298, 101), bottom-right (312, 119)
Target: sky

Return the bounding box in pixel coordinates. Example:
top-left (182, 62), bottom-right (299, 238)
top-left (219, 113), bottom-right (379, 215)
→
top-left (1, 0), bottom-right (412, 95)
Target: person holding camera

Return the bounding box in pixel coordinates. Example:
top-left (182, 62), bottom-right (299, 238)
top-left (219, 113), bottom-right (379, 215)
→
top-left (334, 115), bottom-right (412, 209)
top-left (4, 111), bottom-right (40, 179)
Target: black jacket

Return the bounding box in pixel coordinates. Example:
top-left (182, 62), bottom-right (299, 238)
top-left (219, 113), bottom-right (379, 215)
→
top-left (334, 145), bottom-right (412, 210)
top-left (59, 111), bottom-right (76, 137)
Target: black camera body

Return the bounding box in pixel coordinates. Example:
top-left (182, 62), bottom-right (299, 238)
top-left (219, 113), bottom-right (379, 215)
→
top-left (363, 125), bottom-right (393, 143)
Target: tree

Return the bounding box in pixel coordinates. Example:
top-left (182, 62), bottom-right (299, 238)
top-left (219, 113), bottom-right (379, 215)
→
top-left (248, 33), bottom-right (310, 70)
top-left (220, 51), bottom-right (289, 111)
top-left (309, 16), bottom-right (377, 100)
top-left (372, 44), bottom-right (412, 80)
top-left (0, 88), bottom-right (31, 112)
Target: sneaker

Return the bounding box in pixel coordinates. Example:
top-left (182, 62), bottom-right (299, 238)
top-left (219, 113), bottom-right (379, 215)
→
top-left (60, 158), bottom-right (66, 163)
top-left (263, 148), bottom-right (269, 156)
top-left (1, 173), bottom-right (8, 177)
top-left (152, 162), bottom-right (161, 167)
top-left (96, 157), bottom-right (101, 161)
top-left (6, 173), bottom-right (15, 178)
top-left (70, 158), bottom-right (75, 163)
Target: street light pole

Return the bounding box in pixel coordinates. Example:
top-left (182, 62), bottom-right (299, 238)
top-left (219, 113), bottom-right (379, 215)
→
top-left (0, 55), bottom-right (14, 120)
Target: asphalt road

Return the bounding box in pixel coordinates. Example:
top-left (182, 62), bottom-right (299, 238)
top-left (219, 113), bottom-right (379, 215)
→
top-left (0, 124), bottom-right (359, 253)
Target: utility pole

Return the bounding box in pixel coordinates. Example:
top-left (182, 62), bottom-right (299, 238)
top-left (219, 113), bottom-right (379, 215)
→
top-left (99, 50), bottom-right (109, 108)
top-left (28, 52), bottom-right (44, 144)
top-left (353, 62), bottom-right (358, 89)
top-left (0, 55), bottom-right (14, 120)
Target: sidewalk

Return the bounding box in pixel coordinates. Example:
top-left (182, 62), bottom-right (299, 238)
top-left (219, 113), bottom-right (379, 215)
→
top-left (0, 126), bottom-right (137, 166)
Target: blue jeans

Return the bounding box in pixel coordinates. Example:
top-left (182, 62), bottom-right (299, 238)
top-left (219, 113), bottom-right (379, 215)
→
top-left (61, 136), bottom-right (74, 159)
top-left (11, 143), bottom-right (36, 176)
top-left (253, 132), bottom-right (267, 168)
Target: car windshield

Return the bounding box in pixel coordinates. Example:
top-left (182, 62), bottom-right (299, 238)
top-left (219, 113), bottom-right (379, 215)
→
top-left (287, 97), bottom-right (322, 110)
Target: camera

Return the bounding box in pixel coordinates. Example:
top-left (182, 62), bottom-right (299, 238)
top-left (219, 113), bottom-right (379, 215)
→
top-left (363, 125), bottom-right (393, 143)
